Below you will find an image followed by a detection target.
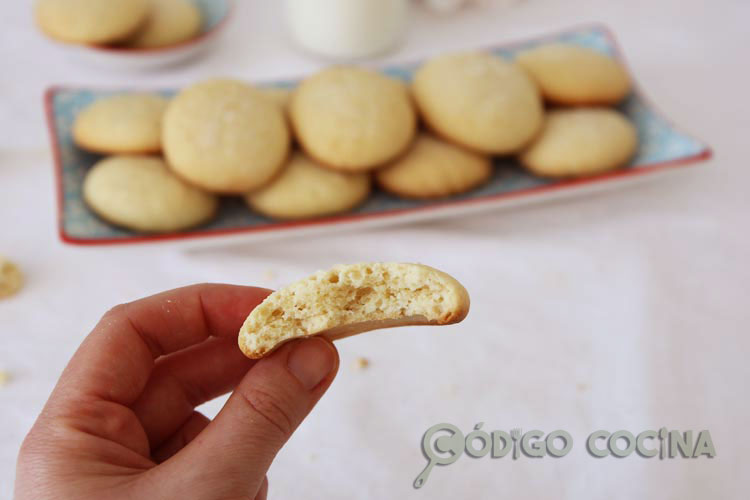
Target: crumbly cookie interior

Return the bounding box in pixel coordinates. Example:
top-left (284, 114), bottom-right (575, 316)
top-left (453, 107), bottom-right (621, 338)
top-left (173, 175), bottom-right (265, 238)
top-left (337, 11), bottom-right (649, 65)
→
top-left (239, 263), bottom-right (466, 357)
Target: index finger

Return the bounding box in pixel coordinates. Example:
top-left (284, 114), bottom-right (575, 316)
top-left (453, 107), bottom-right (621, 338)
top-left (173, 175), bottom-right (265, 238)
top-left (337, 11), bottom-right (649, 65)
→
top-left (50, 284), bottom-right (271, 408)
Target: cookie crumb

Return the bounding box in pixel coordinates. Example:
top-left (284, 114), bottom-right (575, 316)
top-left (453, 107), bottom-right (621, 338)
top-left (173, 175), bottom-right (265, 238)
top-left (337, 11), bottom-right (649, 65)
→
top-left (0, 371), bottom-right (11, 386)
top-left (0, 256), bottom-right (23, 299)
top-left (353, 357), bottom-right (370, 370)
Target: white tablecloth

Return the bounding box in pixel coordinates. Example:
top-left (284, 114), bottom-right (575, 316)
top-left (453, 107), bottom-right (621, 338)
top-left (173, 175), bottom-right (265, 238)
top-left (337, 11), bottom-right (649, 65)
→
top-left (1, 1), bottom-right (748, 498)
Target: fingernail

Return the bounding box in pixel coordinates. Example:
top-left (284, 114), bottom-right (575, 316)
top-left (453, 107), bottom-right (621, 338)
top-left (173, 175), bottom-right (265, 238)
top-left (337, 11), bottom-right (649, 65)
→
top-left (287, 337), bottom-right (336, 390)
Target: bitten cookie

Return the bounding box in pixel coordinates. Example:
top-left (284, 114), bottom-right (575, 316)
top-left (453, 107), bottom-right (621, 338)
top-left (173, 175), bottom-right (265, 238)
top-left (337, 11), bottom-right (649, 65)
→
top-left (290, 67), bottom-right (416, 171)
top-left (126, 0), bottom-right (202, 49)
top-left (163, 79), bottom-right (290, 194)
top-left (375, 133), bottom-right (492, 199)
top-left (516, 43), bottom-right (631, 105)
top-left (83, 155), bottom-right (218, 232)
top-left (73, 94), bottom-right (169, 154)
top-left (412, 52), bottom-right (543, 155)
top-left (35, 0), bottom-right (149, 44)
top-left (245, 152), bottom-right (371, 220)
top-left (519, 108), bottom-right (638, 178)
top-left (239, 262), bottom-right (470, 358)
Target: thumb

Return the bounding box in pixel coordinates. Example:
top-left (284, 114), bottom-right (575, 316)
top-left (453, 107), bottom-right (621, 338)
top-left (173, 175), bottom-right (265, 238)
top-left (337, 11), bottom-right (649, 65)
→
top-left (152, 337), bottom-right (338, 500)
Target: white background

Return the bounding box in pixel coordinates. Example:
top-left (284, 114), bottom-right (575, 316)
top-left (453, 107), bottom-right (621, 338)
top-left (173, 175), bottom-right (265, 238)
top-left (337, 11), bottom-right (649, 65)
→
top-left (1, 0), bottom-right (749, 498)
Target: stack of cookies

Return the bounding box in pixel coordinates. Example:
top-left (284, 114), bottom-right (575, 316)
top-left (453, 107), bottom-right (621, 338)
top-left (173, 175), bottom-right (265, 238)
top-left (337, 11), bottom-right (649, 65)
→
top-left (35, 0), bottom-right (203, 49)
top-left (515, 44), bottom-right (637, 177)
top-left (72, 43), bottom-right (637, 234)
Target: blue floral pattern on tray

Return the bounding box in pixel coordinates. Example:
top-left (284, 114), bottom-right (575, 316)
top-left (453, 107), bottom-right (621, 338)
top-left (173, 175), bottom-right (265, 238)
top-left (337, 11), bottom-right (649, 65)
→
top-left (47, 25), bottom-right (710, 243)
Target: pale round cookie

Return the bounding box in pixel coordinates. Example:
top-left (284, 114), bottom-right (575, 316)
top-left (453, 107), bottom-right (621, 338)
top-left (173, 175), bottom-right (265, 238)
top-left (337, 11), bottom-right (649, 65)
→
top-left (127, 0), bottom-right (202, 49)
top-left (73, 94), bottom-right (168, 154)
top-left (245, 152), bottom-right (371, 220)
top-left (519, 108), bottom-right (638, 178)
top-left (516, 43), bottom-right (631, 105)
top-left (412, 52), bottom-right (544, 155)
top-left (35, 0), bottom-right (149, 44)
top-left (0, 257), bottom-right (23, 299)
top-left (290, 66), bottom-right (416, 171)
top-left (376, 133), bottom-right (492, 199)
top-left (83, 155), bottom-right (218, 232)
top-left (163, 79), bottom-right (290, 194)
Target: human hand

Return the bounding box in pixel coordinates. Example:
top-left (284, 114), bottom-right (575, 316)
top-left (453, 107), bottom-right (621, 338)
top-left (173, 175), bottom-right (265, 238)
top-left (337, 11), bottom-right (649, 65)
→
top-left (15, 284), bottom-right (339, 499)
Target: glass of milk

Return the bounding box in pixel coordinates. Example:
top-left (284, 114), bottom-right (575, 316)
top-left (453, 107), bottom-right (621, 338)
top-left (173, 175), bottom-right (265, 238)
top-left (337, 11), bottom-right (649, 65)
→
top-left (285, 0), bottom-right (410, 60)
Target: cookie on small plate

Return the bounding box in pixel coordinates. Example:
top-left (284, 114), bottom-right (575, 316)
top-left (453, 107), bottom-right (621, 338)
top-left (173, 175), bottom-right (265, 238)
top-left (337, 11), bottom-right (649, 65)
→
top-left (519, 108), bottom-right (638, 178)
top-left (83, 155), bottom-right (218, 232)
top-left (73, 94), bottom-right (168, 154)
top-left (35, 0), bottom-right (150, 44)
top-left (245, 152), bottom-right (371, 220)
top-left (375, 133), bottom-right (492, 199)
top-left (126, 0), bottom-right (202, 49)
top-left (290, 67), bottom-right (416, 171)
top-left (412, 52), bottom-right (543, 155)
top-left (516, 43), bottom-right (631, 105)
top-left (163, 79), bottom-right (290, 194)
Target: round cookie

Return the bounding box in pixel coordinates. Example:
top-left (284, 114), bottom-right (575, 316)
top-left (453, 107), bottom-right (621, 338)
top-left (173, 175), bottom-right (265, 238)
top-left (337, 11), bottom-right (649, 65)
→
top-left (73, 94), bottom-right (168, 154)
top-left (83, 155), bottom-right (218, 232)
top-left (412, 52), bottom-right (543, 155)
top-left (245, 152), bottom-right (371, 220)
top-left (516, 43), bottom-right (631, 105)
top-left (127, 0), bottom-right (202, 49)
top-left (290, 66), bottom-right (416, 171)
top-left (35, 0), bottom-right (149, 44)
top-left (519, 108), bottom-right (638, 178)
top-left (163, 79), bottom-right (290, 194)
top-left (376, 133), bottom-right (492, 199)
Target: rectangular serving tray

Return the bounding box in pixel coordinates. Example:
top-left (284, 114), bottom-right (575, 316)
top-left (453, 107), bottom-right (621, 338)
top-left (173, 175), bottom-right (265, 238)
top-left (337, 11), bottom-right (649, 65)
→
top-left (45, 24), bottom-right (712, 247)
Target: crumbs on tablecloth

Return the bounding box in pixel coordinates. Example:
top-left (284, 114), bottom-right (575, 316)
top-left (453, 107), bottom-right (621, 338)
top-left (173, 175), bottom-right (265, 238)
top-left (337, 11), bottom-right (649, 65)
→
top-left (0, 256), bottom-right (23, 299)
top-left (352, 357), bottom-right (370, 371)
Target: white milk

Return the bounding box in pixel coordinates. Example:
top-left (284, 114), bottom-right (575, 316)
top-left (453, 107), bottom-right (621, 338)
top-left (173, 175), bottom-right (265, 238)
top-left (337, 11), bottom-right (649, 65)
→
top-left (285, 0), bottom-right (410, 60)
